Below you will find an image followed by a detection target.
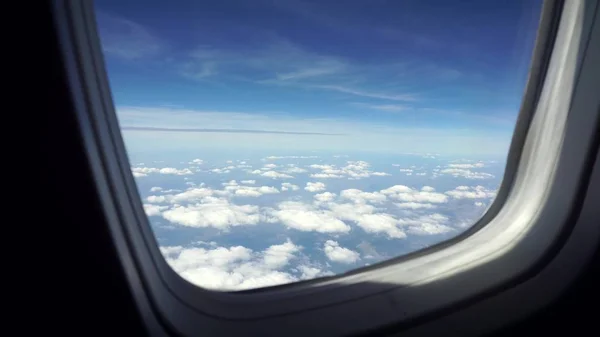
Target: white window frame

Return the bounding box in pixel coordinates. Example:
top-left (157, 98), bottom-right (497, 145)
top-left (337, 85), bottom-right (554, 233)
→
top-left (52, 0), bottom-right (600, 335)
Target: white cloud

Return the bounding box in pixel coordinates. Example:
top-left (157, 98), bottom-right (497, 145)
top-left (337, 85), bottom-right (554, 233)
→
top-left (211, 168), bottom-right (231, 174)
top-left (147, 195), bottom-right (168, 203)
top-left (241, 180), bottom-right (256, 185)
top-left (308, 160), bottom-right (388, 180)
top-left (475, 201), bottom-right (485, 207)
top-left (395, 202), bottom-right (436, 209)
top-left (314, 192), bottom-right (336, 202)
top-left (445, 185), bottom-right (497, 199)
top-left (258, 171), bottom-right (294, 179)
top-left (258, 186), bottom-right (280, 194)
top-left (263, 163), bottom-right (278, 169)
top-left (223, 183), bottom-right (280, 198)
top-left (402, 214), bottom-right (453, 235)
top-left (281, 182), bottom-right (300, 191)
top-left (340, 189), bottom-right (387, 204)
top-left (305, 182), bottom-right (326, 192)
top-left (262, 239), bottom-right (300, 269)
top-left (310, 173), bottom-right (344, 179)
top-left (328, 203), bottom-right (406, 239)
top-left (131, 166), bottom-right (192, 176)
top-left (158, 167), bottom-right (194, 175)
top-left (284, 167), bottom-right (308, 173)
top-left (160, 240), bottom-right (327, 291)
top-left (143, 204), bottom-right (168, 216)
top-left (297, 265), bottom-right (323, 279)
top-left (310, 164), bottom-right (335, 170)
top-left (323, 240), bottom-right (360, 264)
top-left (232, 189), bottom-right (263, 197)
top-left (222, 180), bottom-right (238, 186)
top-left (421, 186), bottom-right (436, 192)
top-left (161, 197), bottom-right (260, 229)
top-left (265, 156), bottom-right (319, 160)
top-left (447, 162), bottom-right (485, 169)
top-left (190, 159), bottom-right (204, 164)
top-left (381, 185), bottom-right (448, 203)
top-left (267, 201), bottom-right (350, 233)
top-left (131, 166), bottom-right (159, 177)
top-left (150, 186), bottom-right (163, 192)
top-left (148, 188), bottom-right (214, 204)
top-left (440, 168), bottom-right (494, 179)
top-left (399, 168), bottom-right (413, 173)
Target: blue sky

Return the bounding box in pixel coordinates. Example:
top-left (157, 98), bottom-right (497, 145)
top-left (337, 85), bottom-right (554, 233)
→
top-left (96, 0), bottom-right (542, 156)
top-left (94, 0), bottom-right (544, 291)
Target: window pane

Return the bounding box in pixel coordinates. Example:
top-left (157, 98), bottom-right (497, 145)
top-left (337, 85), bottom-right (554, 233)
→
top-left (95, 0), bottom-right (543, 291)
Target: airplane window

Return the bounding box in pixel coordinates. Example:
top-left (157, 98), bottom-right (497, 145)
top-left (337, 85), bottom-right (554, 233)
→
top-left (94, 0), bottom-right (543, 291)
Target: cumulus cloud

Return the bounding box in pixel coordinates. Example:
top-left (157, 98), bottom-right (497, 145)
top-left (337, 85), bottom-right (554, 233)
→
top-left (131, 166), bottom-right (159, 177)
top-left (380, 185), bottom-right (448, 203)
top-left (241, 180), bottom-right (256, 185)
top-left (265, 156), bottom-right (319, 160)
top-left (266, 201), bottom-right (351, 233)
top-left (440, 168), bottom-right (494, 179)
top-left (328, 203), bottom-right (406, 239)
top-left (395, 202), bottom-right (436, 209)
top-left (314, 192), bottom-right (336, 202)
top-left (445, 185), bottom-right (497, 199)
top-left (143, 204), bottom-right (168, 216)
top-left (447, 162), bottom-right (485, 169)
top-left (190, 159), bottom-right (204, 164)
top-left (323, 240), bottom-right (360, 264)
top-left (310, 173), bottom-right (344, 178)
top-left (158, 167), bottom-right (194, 175)
top-left (147, 187), bottom-right (215, 204)
top-left (222, 180), bottom-right (239, 186)
top-left (161, 197), bottom-right (260, 230)
top-left (223, 183), bottom-right (280, 197)
top-left (340, 189), bottom-right (387, 204)
top-left (297, 265), bottom-right (324, 279)
top-left (281, 182), bottom-right (300, 191)
top-left (307, 160), bottom-right (389, 179)
top-left (401, 214), bottom-right (453, 235)
top-left (257, 171), bottom-right (294, 179)
top-left (160, 240), bottom-right (328, 291)
top-left (262, 239), bottom-right (300, 269)
top-left (305, 182), bottom-right (326, 192)
top-left (284, 167), bottom-right (308, 173)
top-left (150, 186), bottom-right (163, 192)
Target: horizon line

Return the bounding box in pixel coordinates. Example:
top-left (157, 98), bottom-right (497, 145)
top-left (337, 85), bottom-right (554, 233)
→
top-left (121, 126), bottom-right (345, 136)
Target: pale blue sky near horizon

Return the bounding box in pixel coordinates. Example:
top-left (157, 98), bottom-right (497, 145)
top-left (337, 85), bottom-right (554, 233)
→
top-left (95, 0), bottom-right (543, 156)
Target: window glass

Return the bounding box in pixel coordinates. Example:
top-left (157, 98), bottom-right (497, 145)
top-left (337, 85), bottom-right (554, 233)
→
top-left (95, 0), bottom-right (543, 291)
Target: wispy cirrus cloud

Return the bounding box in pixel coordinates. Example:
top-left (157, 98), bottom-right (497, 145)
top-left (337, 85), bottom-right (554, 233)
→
top-left (351, 103), bottom-right (409, 112)
top-left (96, 11), bottom-right (163, 59)
top-left (311, 84), bottom-right (418, 102)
